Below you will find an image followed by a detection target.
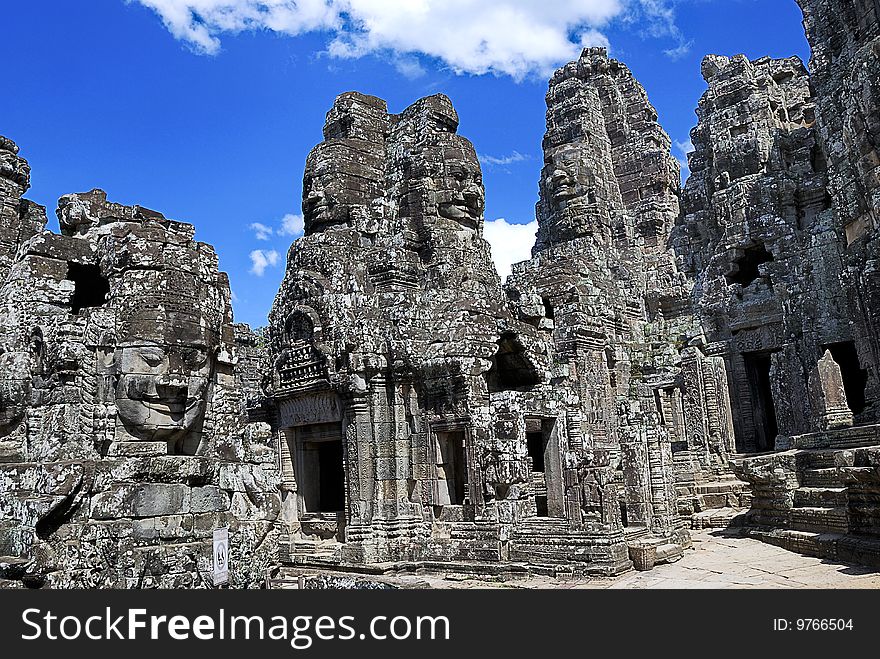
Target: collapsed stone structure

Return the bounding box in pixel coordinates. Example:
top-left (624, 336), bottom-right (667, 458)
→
top-left (2, 0), bottom-right (880, 586)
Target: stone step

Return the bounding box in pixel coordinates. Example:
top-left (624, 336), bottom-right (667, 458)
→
top-left (517, 518), bottom-right (572, 534)
top-left (692, 480), bottom-right (747, 495)
top-left (794, 487), bottom-right (848, 508)
top-left (689, 507), bottom-right (748, 529)
top-left (289, 540), bottom-right (343, 559)
top-left (790, 506), bottom-right (849, 534)
top-left (751, 528), bottom-right (880, 567)
top-left (801, 467), bottom-right (876, 487)
top-left (801, 468), bottom-right (847, 488)
top-left (802, 451), bottom-right (846, 469)
top-left (750, 529), bottom-right (842, 560)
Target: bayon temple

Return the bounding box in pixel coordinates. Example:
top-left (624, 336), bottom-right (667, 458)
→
top-left (1, 0), bottom-right (880, 587)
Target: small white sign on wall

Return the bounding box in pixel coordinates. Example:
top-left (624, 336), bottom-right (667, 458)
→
top-left (213, 527), bottom-right (229, 586)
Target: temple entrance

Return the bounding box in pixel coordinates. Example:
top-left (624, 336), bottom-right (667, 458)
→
top-left (743, 352), bottom-right (778, 452)
top-left (315, 440), bottom-right (345, 512)
top-left (526, 418), bottom-right (563, 518)
top-left (527, 429), bottom-right (548, 516)
top-left (823, 341), bottom-right (868, 415)
top-left (436, 431), bottom-right (468, 506)
top-left (293, 422), bottom-right (346, 515)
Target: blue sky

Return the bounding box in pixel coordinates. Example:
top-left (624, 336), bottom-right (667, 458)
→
top-left (3, 0), bottom-right (810, 328)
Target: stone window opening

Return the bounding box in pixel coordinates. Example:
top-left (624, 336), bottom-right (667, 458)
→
top-left (542, 298), bottom-right (555, 320)
top-left (726, 243), bottom-right (774, 288)
top-left (730, 124), bottom-right (749, 138)
top-left (67, 262), bottom-right (109, 313)
top-left (654, 389), bottom-right (665, 425)
top-left (810, 143), bottom-right (827, 173)
top-left (605, 347), bottom-right (617, 389)
top-left (822, 341), bottom-right (868, 415)
top-left (485, 332), bottom-right (540, 392)
top-left (804, 106), bottom-right (816, 126)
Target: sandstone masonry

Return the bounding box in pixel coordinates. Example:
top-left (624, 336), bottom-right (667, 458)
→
top-left (1, 0), bottom-right (880, 586)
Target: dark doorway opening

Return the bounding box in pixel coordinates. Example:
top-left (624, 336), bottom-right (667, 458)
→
top-left (542, 298), bottom-right (555, 320)
top-left (526, 419), bottom-right (562, 518)
top-left (527, 431), bottom-right (545, 473)
top-left (67, 262), bottom-right (110, 313)
top-left (744, 352), bottom-right (778, 452)
top-left (527, 429), bottom-right (548, 517)
top-left (316, 440), bottom-right (345, 513)
top-left (823, 341), bottom-right (868, 415)
top-left (437, 432), bottom-right (467, 506)
top-left (296, 423), bottom-right (345, 514)
top-left (620, 501), bottom-right (629, 528)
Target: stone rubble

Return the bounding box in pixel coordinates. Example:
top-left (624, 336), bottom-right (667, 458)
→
top-left (1, 0), bottom-right (880, 587)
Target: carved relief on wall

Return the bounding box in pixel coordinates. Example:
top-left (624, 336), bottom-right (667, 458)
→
top-left (278, 392), bottom-right (343, 428)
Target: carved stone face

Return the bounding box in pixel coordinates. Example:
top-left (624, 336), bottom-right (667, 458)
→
top-left (543, 148), bottom-right (595, 214)
top-left (302, 138), bottom-right (384, 234)
top-left (0, 350), bottom-right (31, 436)
top-left (302, 169), bottom-right (334, 231)
top-left (114, 342), bottom-right (212, 440)
top-left (436, 160), bottom-right (485, 228)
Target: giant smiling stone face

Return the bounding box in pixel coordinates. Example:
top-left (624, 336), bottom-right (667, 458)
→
top-left (114, 341), bottom-right (213, 442)
top-left (436, 159), bottom-right (485, 229)
top-left (0, 350), bottom-right (30, 436)
top-left (542, 147), bottom-right (597, 215)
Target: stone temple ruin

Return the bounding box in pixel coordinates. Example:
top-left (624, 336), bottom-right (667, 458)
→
top-left (1, 0), bottom-right (880, 587)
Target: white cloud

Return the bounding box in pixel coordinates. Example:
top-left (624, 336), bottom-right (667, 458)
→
top-left (627, 0), bottom-right (691, 60)
top-left (478, 151), bottom-right (530, 167)
top-left (394, 57), bottom-right (426, 80)
top-left (249, 249), bottom-right (280, 276)
top-left (483, 218), bottom-right (538, 280)
top-left (250, 222), bottom-right (274, 240)
top-left (664, 39), bottom-right (692, 61)
top-left (132, 1), bottom-right (687, 78)
top-left (674, 137), bottom-right (694, 179)
top-left (278, 213), bottom-right (304, 237)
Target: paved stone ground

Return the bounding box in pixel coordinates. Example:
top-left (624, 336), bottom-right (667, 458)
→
top-left (416, 531), bottom-right (880, 589)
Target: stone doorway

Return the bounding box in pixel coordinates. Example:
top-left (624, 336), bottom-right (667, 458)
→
top-left (436, 431), bottom-right (468, 506)
top-left (295, 423), bottom-right (345, 514)
top-left (525, 418), bottom-right (563, 518)
top-left (743, 352), bottom-right (778, 452)
top-left (282, 422), bottom-right (347, 544)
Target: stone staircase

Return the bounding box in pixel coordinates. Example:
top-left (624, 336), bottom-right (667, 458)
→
top-left (736, 445), bottom-right (880, 567)
top-left (677, 474), bottom-right (751, 530)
